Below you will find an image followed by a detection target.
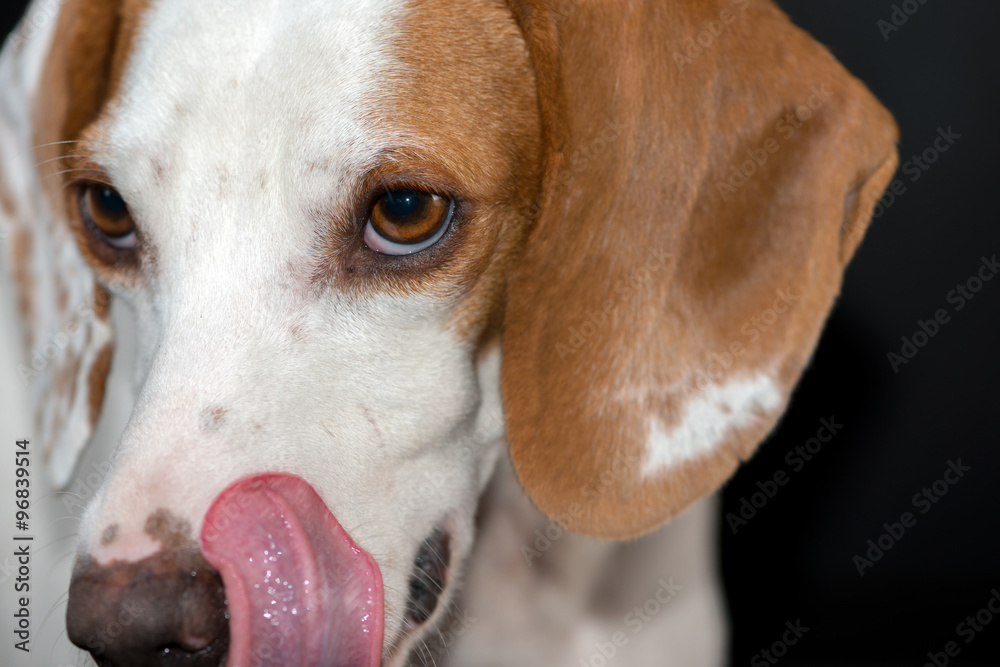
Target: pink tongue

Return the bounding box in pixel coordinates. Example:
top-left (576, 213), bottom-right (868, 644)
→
top-left (201, 474), bottom-right (383, 667)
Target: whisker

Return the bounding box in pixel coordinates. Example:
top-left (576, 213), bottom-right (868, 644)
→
top-left (36, 533), bottom-right (79, 556)
top-left (59, 501), bottom-right (88, 513)
top-left (50, 490), bottom-right (89, 500)
top-left (46, 626), bottom-right (70, 664)
top-left (42, 515), bottom-right (83, 528)
top-left (51, 548), bottom-right (79, 571)
top-left (34, 143), bottom-right (113, 172)
top-left (37, 591), bottom-right (69, 637)
top-left (418, 635), bottom-right (440, 667)
top-left (35, 488), bottom-right (90, 504)
top-left (32, 139), bottom-right (114, 151)
top-left (41, 167), bottom-right (108, 184)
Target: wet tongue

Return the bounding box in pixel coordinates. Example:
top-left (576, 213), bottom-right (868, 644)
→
top-left (201, 474), bottom-right (383, 667)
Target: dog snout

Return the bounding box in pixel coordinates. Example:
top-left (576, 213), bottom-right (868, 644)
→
top-left (67, 523), bottom-right (229, 666)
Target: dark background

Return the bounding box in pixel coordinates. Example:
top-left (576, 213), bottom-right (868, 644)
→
top-left (720, 2), bottom-right (1000, 666)
top-left (3, 1), bottom-right (998, 666)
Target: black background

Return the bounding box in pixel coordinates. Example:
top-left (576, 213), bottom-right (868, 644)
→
top-left (720, 2), bottom-right (1000, 666)
top-left (2, 1), bottom-right (998, 665)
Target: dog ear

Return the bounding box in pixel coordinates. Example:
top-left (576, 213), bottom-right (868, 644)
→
top-left (0, 2), bottom-right (136, 486)
top-left (501, 0), bottom-right (898, 538)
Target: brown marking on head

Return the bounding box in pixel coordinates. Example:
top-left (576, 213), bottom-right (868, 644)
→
top-left (34, 0), bottom-right (154, 271)
top-left (35, 0), bottom-right (153, 155)
top-left (397, 1), bottom-right (544, 345)
top-left (312, 0), bottom-right (542, 345)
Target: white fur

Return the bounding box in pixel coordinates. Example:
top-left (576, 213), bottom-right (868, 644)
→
top-left (642, 373), bottom-right (783, 477)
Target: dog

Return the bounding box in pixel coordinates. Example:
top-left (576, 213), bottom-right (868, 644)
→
top-left (0, 0), bottom-right (898, 665)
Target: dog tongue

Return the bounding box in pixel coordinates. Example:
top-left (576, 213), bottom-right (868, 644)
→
top-left (201, 474), bottom-right (383, 667)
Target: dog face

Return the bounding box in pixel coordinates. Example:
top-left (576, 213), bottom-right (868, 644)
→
top-left (30, 0), bottom-right (540, 662)
top-left (0, 0), bottom-right (898, 665)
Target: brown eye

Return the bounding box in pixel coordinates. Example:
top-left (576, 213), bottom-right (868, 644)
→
top-left (79, 184), bottom-right (137, 249)
top-left (364, 189), bottom-right (453, 255)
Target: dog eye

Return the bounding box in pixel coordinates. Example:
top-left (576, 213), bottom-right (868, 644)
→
top-left (364, 189), bottom-right (453, 255)
top-left (79, 185), bottom-right (138, 250)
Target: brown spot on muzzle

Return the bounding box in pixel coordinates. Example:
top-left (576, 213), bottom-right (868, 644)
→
top-left (101, 524), bottom-right (118, 546)
top-left (67, 510), bottom-right (229, 666)
top-left (199, 405), bottom-right (228, 432)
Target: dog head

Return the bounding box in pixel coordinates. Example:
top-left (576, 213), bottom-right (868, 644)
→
top-left (0, 0), bottom-right (897, 664)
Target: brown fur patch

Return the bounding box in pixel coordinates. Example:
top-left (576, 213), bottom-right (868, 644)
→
top-left (34, 0), bottom-right (152, 283)
top-left (87, 343), bottom-right (113, 428)
top-left (35, 0), bottom-right (152, 157)
top-left (10, 228), bottom-right (34, 332)
top-left (500, 0), bottom-right (898, 538)
top-left (314, 0), bottom-right (542, 344)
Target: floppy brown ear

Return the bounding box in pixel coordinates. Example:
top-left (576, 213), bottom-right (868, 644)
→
top-left (501, 0), bottom-right (898, 538)
top-left (0, 1), bottom-right (138, 486)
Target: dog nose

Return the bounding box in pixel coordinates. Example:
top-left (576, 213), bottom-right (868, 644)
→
top-left (66, 542), bottom-right (229, 666)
